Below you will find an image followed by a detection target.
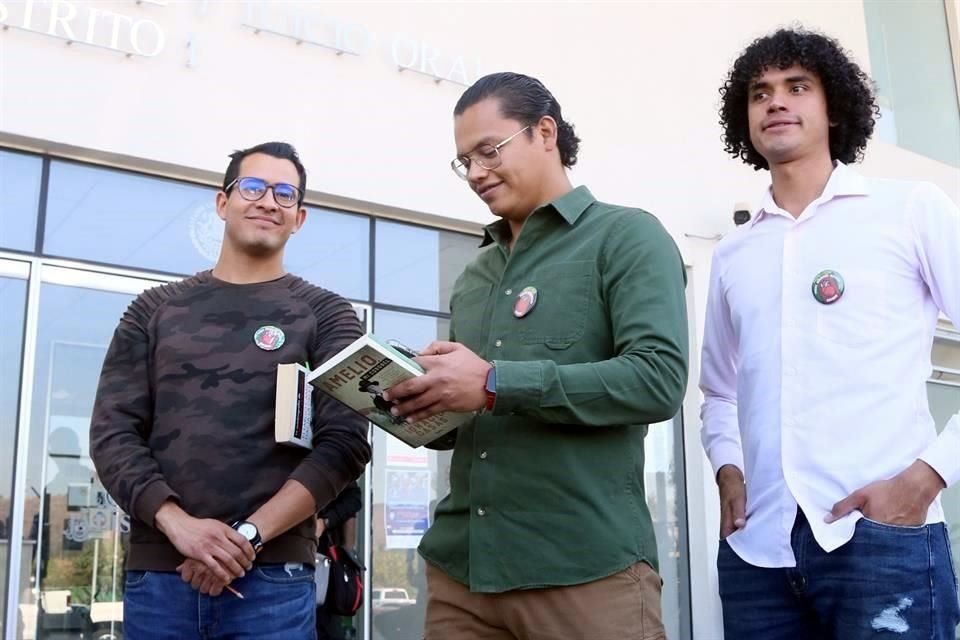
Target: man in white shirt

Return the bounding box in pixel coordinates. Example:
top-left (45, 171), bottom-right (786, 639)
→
top-left (701, 27), bottom-right (960, 639)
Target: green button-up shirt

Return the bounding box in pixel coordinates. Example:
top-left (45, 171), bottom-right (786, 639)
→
top-left (418, 186), bottom-right (689, 593)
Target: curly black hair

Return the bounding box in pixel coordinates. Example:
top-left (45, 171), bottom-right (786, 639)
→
top-left (719, 28), bottom-right (879, 171)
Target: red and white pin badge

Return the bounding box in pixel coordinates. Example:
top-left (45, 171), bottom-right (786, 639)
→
top-left (513, 286), bottom-right (538, 318)
top-left (253, 325), bottom-right (286, 351)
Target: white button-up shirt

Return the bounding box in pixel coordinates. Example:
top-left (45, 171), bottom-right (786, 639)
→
top-left (700, 162), bottom-right (960, 568)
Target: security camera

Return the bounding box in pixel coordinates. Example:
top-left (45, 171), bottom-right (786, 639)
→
top-left (733, 202), bottom-right (752, 226)
top-left (682, 201), bottom-right (755, 241)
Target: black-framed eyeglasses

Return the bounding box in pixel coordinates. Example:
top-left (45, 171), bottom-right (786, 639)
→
top-left (225, 176), bottom-right (302, 208)
top-left (450, 125), bottom-right (531, 180)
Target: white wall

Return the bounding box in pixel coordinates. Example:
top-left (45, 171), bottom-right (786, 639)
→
top-left (2, 2), bottom-right (959, 636)
top-left (3, 2), bottom-right (956, 228)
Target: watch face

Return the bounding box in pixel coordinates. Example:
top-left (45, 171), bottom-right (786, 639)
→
top-left (236, 522), bottom-right (257, 540)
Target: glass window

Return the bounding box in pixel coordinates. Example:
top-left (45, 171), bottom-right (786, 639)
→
top-left (930, 334), bottom-right (960, 634)
top-left (16, 282), bottom-right (140, 640)
top-left (285, 207), bottom-right (370, 300)
top-left (43, 161), bottom-right (219, 275)
top-left (0, 150), bottom-right (42, 252)
top-left (864, 0), bottom-right (960, 167)
top-left (370, 309), bottom-right (451, 640)
top-left (375, 221), bottom-right (481, 312)
top-left (0, 270), bottom-right (28, 629)
top-left (647, 415), bottom-right (691, 640)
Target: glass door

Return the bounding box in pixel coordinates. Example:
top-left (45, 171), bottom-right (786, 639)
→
top-left (13, 265), bottom-right (168, 640)
top-left (0, 258), bottom-right (30, 639)
top-left (369, 310), bottom-right (451, 640)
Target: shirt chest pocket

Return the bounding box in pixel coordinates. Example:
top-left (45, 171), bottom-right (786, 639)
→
top-left (815, 267), bottom-right (891, 349)
top-left (519, 261), bottom-right (595, 349)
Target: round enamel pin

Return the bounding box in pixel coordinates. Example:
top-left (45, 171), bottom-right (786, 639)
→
top-left (253, 325), bottom-right (286, 351)
top-left (514, 286), bottom-right (538, 318)
top-left (811, 270), bottom-right (844, 305)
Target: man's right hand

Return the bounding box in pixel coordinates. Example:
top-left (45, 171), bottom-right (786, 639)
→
top-left (717, 464), bottom-right (747, 540)
top-left (154, 501), bottom-right (255, 583)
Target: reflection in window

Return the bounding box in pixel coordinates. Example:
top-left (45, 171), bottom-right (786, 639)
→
top-left (864, 0), bottom-right (960, 167)
top-left (375, 221), bottom-right (480, 312)
top-left (647, 416), bottom-right (690, 640)
top-left (931, 334), bottom-right (960, 618)
top-left (0, 275), bottom-right (28, 628)
top-left (44, 161), bottom-right (219, 275)
top-left (17, 284), bottom-right (137, 640)
top-left (370, 310), bottom-right (451, 640)
top-left (0, 150), bottom-right (42, 252)
top-left (285, 207), bottom-right (370, 300)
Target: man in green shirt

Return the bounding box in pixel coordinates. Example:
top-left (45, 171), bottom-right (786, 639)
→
top-left (384, 72), bottom-right (688, 640)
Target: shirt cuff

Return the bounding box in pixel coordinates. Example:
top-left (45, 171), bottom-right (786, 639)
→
top-left (918, 414), bottom-right (960, 488)
top-left (491, 360), bottom-right (543, 415)
top-left (134, 479), bottom-right (180, 528)
top-left (706, 441), bottom-right (744, 480)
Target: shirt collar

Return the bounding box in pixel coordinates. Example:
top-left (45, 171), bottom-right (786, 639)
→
top-left (752, 162), bottom-right (870, 226)
top-left (480, 186), bottom-right (596, 247)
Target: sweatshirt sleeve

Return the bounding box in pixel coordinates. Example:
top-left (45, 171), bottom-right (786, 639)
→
top-left (289, 292), bottom-right (372, 512)
top-left (318, 482), bottom-right (362, 530)
top-left (89, 295), bottom-right (179, 527)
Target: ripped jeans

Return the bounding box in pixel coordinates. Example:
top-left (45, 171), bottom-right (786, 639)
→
top-left (124, 563), bottom-right (316, 640)
top-left (718, 510), bottom-right (960, 639)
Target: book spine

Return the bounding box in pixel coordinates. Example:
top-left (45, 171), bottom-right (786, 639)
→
top-left (294, 368), bottom-right (306, 440)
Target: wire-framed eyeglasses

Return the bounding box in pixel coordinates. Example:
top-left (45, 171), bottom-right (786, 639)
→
top-left (451, 126), bottom-right (531, 180)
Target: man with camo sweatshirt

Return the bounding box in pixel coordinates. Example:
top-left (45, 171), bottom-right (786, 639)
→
top-left (90, 141), bottom-right (371, 639)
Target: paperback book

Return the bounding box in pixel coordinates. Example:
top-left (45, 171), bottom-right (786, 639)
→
top-left (275, 362), bottom-right (313, 449)
top-left (307, 334), bottom-right (471, 447)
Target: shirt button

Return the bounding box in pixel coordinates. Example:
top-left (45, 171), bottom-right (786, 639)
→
top-left (505, 288), bottom-right (513, 296)
top-left (494, 339), bottom-right (502, 347)
top-left (476, 507), bottom-right (486, 517)
top-left (479, 450), bottom-right (488, 460)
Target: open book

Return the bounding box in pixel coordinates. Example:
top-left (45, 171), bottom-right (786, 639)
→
top-left (307, 334), bottom-right (472, 447)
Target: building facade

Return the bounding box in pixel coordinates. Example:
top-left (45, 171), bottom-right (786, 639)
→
top-left (0, 1), bottom-right (958, 639)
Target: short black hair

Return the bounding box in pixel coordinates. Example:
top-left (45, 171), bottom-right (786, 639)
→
top-left (222, 141), bottom-right (307, 204)
top-left (454, 72), bottom-right (581, 168)
top-left (719, 28), bottom-right (878, 171)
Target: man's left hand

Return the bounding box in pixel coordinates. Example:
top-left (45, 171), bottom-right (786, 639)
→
top-left (826, 459), bottom-right (946, 525)
top-left (383, 341), bottom-right (491, 422)
top-left (177, 558), bottom-right (229, 596)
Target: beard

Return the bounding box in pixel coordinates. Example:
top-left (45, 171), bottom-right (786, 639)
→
top-left (225, 225), bottom-right (289, 258)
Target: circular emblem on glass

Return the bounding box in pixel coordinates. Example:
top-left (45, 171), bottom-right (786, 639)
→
top-left (189, 204), bottom-right (224, 263)
top-left (254, 325), bottom-right (286, 351)
top-left (811, 270), bottom-right (845, 305)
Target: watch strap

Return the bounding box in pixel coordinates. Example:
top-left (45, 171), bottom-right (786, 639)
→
top-left (482, 364), bottom-right (496, 414)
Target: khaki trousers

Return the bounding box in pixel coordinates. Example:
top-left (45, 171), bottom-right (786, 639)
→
top-left (423, 561), bottom-right (666, 640)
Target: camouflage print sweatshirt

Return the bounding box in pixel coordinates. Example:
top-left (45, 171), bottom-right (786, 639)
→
top-left (90, 271), bottom-right (371, 571)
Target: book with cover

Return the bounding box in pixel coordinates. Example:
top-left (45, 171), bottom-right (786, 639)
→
top-left (307, 334), bottom-right (472, 448)
top-left (275, 363), bottom-right (313, 449)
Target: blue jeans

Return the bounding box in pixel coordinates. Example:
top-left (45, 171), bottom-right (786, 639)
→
top-left (718, 511), bottom-right (960, 639)
top-left (124, 563), bottom-right (316, 640)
